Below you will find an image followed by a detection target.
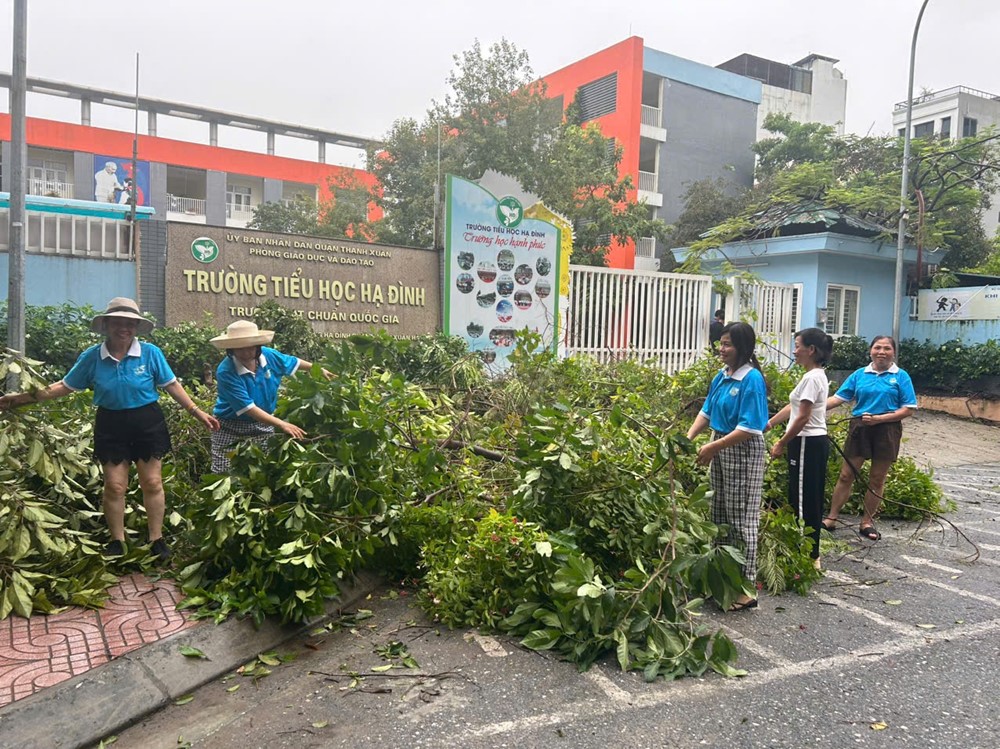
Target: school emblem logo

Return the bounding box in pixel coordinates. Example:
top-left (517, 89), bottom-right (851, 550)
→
top-left (134, 365), bottom-right (146, 376)
top-left (889, 377), bottom-right (897, 385)
top-left (496, 196), bottom-right (523, 228)
top-left (191, 237), bottom-right (220, 264)
top-left (729, 386), bottom-right (740, 397)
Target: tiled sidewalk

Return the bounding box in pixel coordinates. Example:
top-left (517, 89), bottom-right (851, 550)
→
top-left (0, 574), bottom-right (198, 707)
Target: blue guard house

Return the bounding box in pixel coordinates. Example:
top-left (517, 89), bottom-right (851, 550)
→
top-left (0, 193), bottom-right (155, 308)
top-left (672, 201), bottom-right (943, 342)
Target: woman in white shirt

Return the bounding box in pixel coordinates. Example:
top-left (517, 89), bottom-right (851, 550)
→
top-left (766, 328), bottom-right (834, 568)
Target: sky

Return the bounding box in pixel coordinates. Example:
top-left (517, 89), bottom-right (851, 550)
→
top-left (1, 0), bottom-right (998, 168)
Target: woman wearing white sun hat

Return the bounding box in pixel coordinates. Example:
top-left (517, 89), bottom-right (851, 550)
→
top-left (0, 297), bottom-right (220, 561)
top-left (209, 319), bottom-right (332, 473)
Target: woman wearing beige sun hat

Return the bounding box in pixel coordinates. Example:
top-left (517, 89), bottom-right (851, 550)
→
top-left (0, 297), bottom-right (220, 562)
top-left (209, 319), bottom-right (332, 473)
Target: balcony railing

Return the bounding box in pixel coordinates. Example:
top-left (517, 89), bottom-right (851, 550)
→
top-left (638, 170), bottom-right (658, 193)
top-left (226, 202), bottom-right (256, 220)
top-left (893, 85), bottom-right (1000, 111)
top-left (636, 237), bottom-right (656, 258)
top-left (640, 105), bottom-right (662, 128)
top-left (167, 194), bottom-right (206, 215)
top-left (27, 179), bottom-right (73, 199)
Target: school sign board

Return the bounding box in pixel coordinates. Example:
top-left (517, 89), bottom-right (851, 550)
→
top-left (917, 287), bottom-right (1000, 321)
top-left (165, 223), bottom-right (439, 339)
top-left (444, 175), bottom-right (561, 371)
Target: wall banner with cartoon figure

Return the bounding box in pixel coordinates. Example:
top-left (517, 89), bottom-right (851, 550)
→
top-left (92, 155), bottom-right (150, 206)
top-left (444, 175), bottom-right (561, 371)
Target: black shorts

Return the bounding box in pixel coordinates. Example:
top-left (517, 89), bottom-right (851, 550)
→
top-left (844, 417), bottom-right (902, 462)
top-left (94, 402), bottom-right (172, 465)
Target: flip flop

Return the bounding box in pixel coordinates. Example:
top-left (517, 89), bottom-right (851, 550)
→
top-left (820, 518), bottom-right (837, 532)
top-left (858, 525), bottom-right (881, 541)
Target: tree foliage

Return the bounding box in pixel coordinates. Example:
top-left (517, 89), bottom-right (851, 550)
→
top-left (248, 173), bottom-right (375, 241)
top-left (684, 112), bottom-right (1000, 271)
top-left (368, 39), bottom-right (668, 264)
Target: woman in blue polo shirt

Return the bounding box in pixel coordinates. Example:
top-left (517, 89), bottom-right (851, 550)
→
top-left (0, 297), bottom-right (220, 561)
top-left (686, 321), bottom-right (769, 611)
top-left (209, 320), bottom-right (331, 473)
top-left (822, 335), bottom-right (916, 541)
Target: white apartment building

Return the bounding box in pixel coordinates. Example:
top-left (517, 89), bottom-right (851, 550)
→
top-left (717, 53), bottom-right (848, 142)
top-left (892, 85), bottom-right (1000, 239)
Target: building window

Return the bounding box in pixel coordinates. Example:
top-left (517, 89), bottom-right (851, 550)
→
top-left (963, 117), bottom-right (978, 137)
top-left (913, 122), bottom-right (934, 139)
top-left (226, 184), bottom-right (253, 218)
top-left (940, 116), bottom-right (951, 139)
top-left (897, 128), bottom-right (905, 138)
top-left (824, 284), bottom-right (860, 336)
top-left (576, 72), bottom-right (618, 122)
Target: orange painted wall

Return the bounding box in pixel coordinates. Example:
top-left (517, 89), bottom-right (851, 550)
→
top-left (540, 37), bottom-right (644, 269)
top-left (0, 114), bottom-right (378, 209)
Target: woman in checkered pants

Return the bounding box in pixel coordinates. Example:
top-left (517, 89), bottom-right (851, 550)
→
top-left (686, 322), bottom-right (769, 611)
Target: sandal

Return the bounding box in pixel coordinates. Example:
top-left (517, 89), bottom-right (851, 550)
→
top-left (820, 517), bottom-right (837, 532)
top-left (858, 525), bottom-right (881, 541)
top-left (728, 598), bottom-right (759, 612)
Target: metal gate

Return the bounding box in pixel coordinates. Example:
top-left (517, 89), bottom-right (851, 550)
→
top-left (724, 277), bottom-right (797, 366)
top-left (565, 265), bottom-right (713, 373)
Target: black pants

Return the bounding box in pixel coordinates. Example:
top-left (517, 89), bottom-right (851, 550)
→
top-left (786, 435), bottom-right (830, 559)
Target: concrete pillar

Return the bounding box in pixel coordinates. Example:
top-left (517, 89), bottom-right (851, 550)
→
top-left (81, 99), bottom-right (91, 126)
top-left (0, 141), bottom-right (10, 191)
top-left (318, 141), bottom-right (326, 164)
top-left (209, 121), bottom-right (218, 147)
top-left (147, 110), bottom-right (158, 137)
top-left (149, 162), bottom-right (168, 219)
top-left (263, 178), bottom-right (283, 205)
top-left (73, 151), bottom-right (93, 200)
top-left (266, 130), bottom-right (275, 156)
top-left (205, 169), bottom-right (227, 226)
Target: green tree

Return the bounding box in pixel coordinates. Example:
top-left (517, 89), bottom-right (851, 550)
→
top-left (248, 174), bottom-right (375, 241)
top-left (686, 115), bottom-right (1000, 271)
top-left (368, 39), bottom-right (668, 264)
top-left (667, 177), bottom-right (749, 251)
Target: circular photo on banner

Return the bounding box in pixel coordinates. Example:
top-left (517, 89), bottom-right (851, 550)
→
top-left (477, 261), bottom-right (497, 283)
top-left (457, 251), bottom-right (475, 270)
top-left (496, 274), bottom-right (514, 297)
top-left (497, 249), bottom-right (515, 271)
top-left (489, 327), bottom-right (516, 347)
top-left (515, 264), bottom-right (533, 285)
top-left (536, 256), bottom-right (552, 276)
top-left (514, 290), bottom-right (533, 310)
top-left (476, 290), bottom-right (497, 308)
top-left (467, 322), bottom-right (484, 339)
top-left (456, 273), bottom-right (475, 294)
top-left (535, 279), bottom-right (552, 299)
top-left (496, 299), bottom-right (514, 323)
top-left (480, 349), bottom-right (497, 364)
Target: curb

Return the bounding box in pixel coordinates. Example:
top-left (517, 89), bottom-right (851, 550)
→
top-left (0, 570), bottom-right (382, 749)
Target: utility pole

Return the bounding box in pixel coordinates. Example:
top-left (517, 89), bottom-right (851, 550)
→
top-left (129, 53), bottom-right (139, 257)
top-left (6, 0), bottom-right (27, 367)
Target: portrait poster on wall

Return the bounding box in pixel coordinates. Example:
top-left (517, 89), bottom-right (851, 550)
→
top-left (92, 154), bottom-right (150, 206)
top-left (444, 175), bottom-right (561, 372)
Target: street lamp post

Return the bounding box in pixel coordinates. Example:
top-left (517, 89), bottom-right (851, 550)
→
top-left (892, 0), bottom-right (932, 342)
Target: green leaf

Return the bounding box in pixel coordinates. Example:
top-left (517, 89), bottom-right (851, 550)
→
top-left (173, 695), bottom-right (195, 706)
top-left (178, 645), bottom-right (209, 660)
top-left (371, 664), bottom-right (394, 672)
top-left (226, 684), bottom-right (241, 693)
top-left (257, 652), bottom-right (281, 667)
top-left (521, 628), bottom-right (561, 651)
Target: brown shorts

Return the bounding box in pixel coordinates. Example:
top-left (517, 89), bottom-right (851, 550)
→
top-left (844, 418), bottom-right (902, 462)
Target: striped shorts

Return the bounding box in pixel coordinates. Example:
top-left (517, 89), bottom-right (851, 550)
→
top-left (709, 432), bottom-right (766, 580)
top-left (211, 418), bottom-right (275, 474)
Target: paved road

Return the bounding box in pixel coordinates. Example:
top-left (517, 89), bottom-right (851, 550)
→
top-left (102, 463), bottom-right (1000, 749)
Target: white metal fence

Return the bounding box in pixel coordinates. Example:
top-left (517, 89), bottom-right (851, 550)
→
top-left (724, 277), bottom-right (797, 366)
top-left (0, 209), bottom-right (133, 260)
top-left (27, 178), bottom-right (74, 199)
top-left (566, 265), bottom-right (713, 373)
top-left (640, 105), bottom-right (662, 128)
top-left (167, 194), bottom-right (207, 216)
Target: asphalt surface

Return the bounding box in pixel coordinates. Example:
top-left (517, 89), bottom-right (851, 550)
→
top-left (91, 461), bottom-right (1000, 749)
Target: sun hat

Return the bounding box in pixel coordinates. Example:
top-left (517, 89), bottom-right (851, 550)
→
top-left (209, 320), bottom-right (275, 350)
top-left (90, 297), bottom-right (154, 335)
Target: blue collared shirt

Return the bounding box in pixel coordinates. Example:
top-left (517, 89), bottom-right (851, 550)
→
top-left (835, 363), bottom-right (918, 417)
top-left (62, 339), bottom-right (176, 410)
top-left (701, 364), bottom-right (769, 435)
top-left (213, 347), bottom-right (301, 421)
